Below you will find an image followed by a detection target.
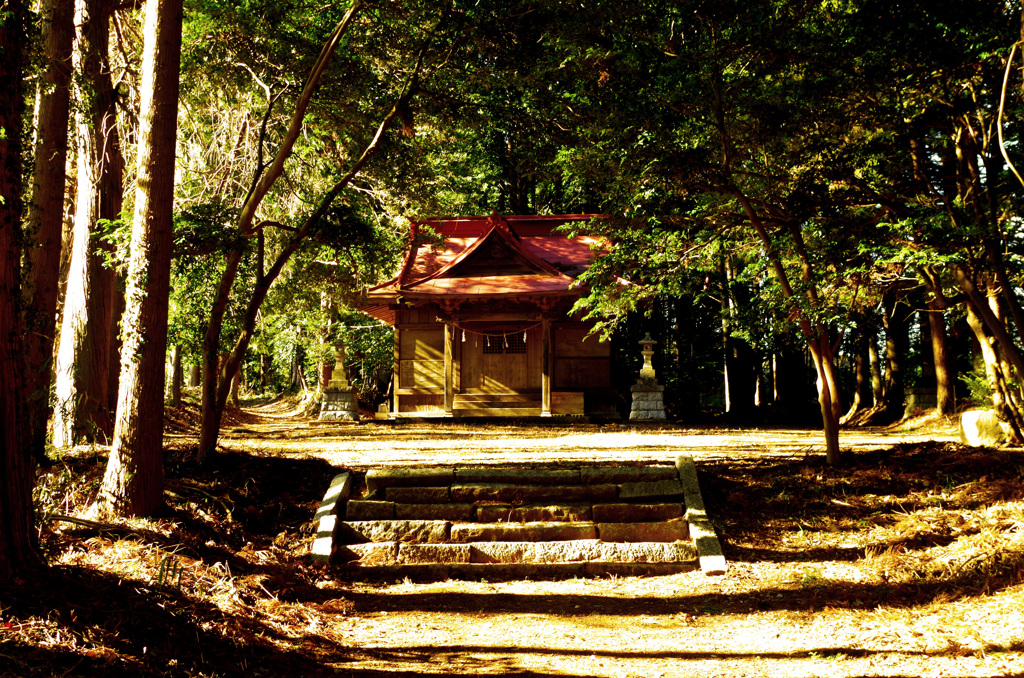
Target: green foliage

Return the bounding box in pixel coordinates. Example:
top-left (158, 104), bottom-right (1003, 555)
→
top-left (167, 202), bottom-right (254, 366)
top-left (157, 0), bottom-right (1024, 419)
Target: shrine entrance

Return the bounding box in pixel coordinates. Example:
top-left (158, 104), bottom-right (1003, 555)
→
top-left (460, 325), bottom-right (541, 394)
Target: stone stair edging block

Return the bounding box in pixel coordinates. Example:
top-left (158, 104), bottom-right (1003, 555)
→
top-left (311, 473), bottom-right (352, 563)
top-left (676, 453), bottom-right (727, 575)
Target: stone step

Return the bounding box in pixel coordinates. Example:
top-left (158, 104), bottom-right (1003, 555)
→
top-left (453, 407), bottom-right (542, 417)
top-left (334, 519), bottom-right (689, 545)
top-left (364, 465), bottom-right (682, 498)
top-left (335, 539), bottom-right (698, 567)
top-left (345, 500), bottom-right (684, 523)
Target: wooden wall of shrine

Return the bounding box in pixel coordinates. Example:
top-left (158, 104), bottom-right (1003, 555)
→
top-left (391, 304), bottom-right (613, 417)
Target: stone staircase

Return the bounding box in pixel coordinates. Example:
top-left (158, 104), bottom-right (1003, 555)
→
top-left (311, 457), bottom-right (725, 580)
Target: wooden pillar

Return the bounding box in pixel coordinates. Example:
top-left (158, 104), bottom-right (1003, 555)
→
top-left (444, 321), bottom-right (454, 416)
top-left (392, 324), bottom-right (400, 416)
top-left (541, 318), bottom-right (552, 416)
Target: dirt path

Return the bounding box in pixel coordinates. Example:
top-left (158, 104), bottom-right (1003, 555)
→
top-left (201, 408), bottom-right (1023, 678)
top-left (16, 405), bottom-right (1021, 678)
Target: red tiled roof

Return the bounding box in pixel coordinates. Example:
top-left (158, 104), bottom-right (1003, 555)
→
top-left (363, 214), bottom-right (607, 324)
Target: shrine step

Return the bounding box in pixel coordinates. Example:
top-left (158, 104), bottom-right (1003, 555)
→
top-left (453, 394), bottom-right (541, 417)
top-left (453, 407), bottom-right (543, 417)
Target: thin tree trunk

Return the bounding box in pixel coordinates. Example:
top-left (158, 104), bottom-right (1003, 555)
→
top-left (881, 289), bottom-right (907, 422)
top-left (841, 325), bottom-right (871, 423)
top-left (197, 3), bottom-right (364, 463)
top-left (734, 190), bottom-right (841, 464)
top-left (868, 332), bottom-right (884, 406)
top-left (927, 299), bottom-right (955, 414)
top-left (230, 359), bottom-right (240, 406)
top-left (0, 0), bottom-right (45, 581)
top-left (97, 0), bottom-right (183, 518)
top-left (198, 37), bottom-right (424, 459)
top-left (108, 270), bottom-right (125, 416)
top-left (24, 0), bottom-right (75, 460)
top-left (53, 0), bottom-right (121, 446)
top-left (166, 345), bottom-right (182, 406)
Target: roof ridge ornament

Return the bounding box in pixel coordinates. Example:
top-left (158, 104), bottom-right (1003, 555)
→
top-left (488, 210), bottom-right (519, 240)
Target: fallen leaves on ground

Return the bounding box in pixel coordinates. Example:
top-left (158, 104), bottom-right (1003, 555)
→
top-left (1, 401), bottom-right (1022, 677)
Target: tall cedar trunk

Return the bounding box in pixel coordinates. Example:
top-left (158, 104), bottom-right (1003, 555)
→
top-left (0, 0), bottom-right (44, 581)
top-left (920, 267), bottom-right (956, 414)
top-left (53, 0), bottom-right (121, 446)
top-left (24, 0), bottom-right (75, 460)
top-left (97, 0), bottom-right (183, 518)
top-left (927, 299), bottom-right (955, 414)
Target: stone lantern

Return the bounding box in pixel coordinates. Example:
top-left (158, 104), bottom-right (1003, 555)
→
top-left (319, 343), bottom-right (359, 422)
top-left (630, 333), bottom-right (666, 421)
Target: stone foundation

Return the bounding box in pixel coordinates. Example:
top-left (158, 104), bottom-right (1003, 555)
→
top-left (320, 390), bottom-right (359, 422)
top-left (630, 385), bottom-right (666, 421)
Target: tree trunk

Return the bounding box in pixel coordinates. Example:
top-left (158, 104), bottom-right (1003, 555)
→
top-left (198, 27), bottom-right (423, 460)
top-left (0, 0), bottom-right (45, 581)
top-left (166, 345), bottom-right (182, 407)
top-left (259, 353), bottom-right (270, 392)
top-left (720, 256), bottom-right (755, 417)
top-left (735, 190), bottom-right (841, 463)
top-left (927, 299), bottom-right (955, 414)
top-left (23, 0), bottom-right (74, 461)
top-left (841, 324), bottom-right (871, 423)
top-left (965, 301), bottom-right (1024, 440)
top-left (188, 364), bottom-right (200, 388)
top-left (197, 3), bottom-right (365, 463)
top-left (97, 0), bottom-right (183, 518)
top-left (53, 0), bottom-right (122, 447)
top-left (881, 290), bottom-right (907, 422)
top-left (230, 366), bottom-right (240, 406)
top-left (868, 332), bottom-right (884, 406)
top-left (920, 267), bottom-right (956, 415)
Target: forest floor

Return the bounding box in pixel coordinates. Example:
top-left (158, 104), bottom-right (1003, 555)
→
top-left (3, 399), bottom-right (1024, 677)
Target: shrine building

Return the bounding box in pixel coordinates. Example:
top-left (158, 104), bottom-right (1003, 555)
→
top-left (360, 213), bottom-right (617, 418)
